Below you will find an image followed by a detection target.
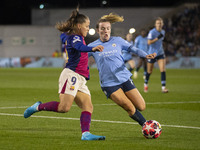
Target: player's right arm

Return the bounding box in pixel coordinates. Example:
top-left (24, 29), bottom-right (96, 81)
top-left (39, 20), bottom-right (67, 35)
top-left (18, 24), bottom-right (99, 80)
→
top-left (71, 35), bottom-right (103, 52)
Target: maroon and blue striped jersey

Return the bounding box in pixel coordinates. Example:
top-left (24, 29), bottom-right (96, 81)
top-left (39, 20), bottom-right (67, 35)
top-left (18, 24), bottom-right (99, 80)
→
top-left (60, 33), bottom-right (93, 80)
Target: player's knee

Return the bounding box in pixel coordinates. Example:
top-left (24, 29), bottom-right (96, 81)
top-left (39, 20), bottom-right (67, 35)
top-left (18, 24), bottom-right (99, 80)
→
top-left (128, 108), bottom-right (136, 116)
top-left (85, 105), bottom-right (93, 113)
top-left (58, 105), bottom-right (71, 113)
top-left (138, 104), bottom-right (146, 111)
top-left (122, 103), bottom-right (136, 116)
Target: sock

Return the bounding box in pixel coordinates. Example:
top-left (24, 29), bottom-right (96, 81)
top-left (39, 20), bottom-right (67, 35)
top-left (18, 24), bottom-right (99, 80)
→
top-left (80, 111), bottom-right (91, 133)
top-left (129, 68), bottom-right (134, 72)
top-left (161, 71), bottom-right (166, 86)
top-left (130, 109), bottom-right (146, 126)
top-left (144, 73), bottom-right (151, 84)
top-left (38, 101), bottom-right (59, 112)
top-left (136, 67), bottom-right (140, 72)
top-left (144, 66), bottom-right (147, 73)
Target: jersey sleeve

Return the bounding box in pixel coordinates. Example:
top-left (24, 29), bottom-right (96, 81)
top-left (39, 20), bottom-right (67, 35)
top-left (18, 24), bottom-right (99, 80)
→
top-left (134, 36), bottom-right (139, 48)
top-left (118, 37), bottom-right (132, 50)
top-left (60, 33), bottom-right (68, 44)
top-left (70, 35), bottom-right (93, 52)
top-left (147, 30), bottom-right (154, 40)
top-left (128, 45), bottom-right (148, 58)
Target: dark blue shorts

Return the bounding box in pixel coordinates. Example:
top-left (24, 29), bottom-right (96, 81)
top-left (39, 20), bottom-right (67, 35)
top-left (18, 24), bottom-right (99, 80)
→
top-left (101, 78), bottom-right (136, 98)
top-left (147, 54), bottom-right (165, 63)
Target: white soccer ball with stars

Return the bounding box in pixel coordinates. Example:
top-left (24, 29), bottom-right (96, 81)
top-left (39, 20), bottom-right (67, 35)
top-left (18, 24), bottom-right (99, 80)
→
top-left (142, 120), bottom-right (162, 139)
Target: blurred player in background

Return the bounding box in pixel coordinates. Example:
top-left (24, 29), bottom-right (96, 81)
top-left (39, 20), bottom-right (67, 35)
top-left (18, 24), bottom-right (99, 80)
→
top-left (144, 17), bottom-right (169, 93)
top-left (24, 7), bottom-right (105, 141)
top-left (122, 33), bottom-right (135, 72)
top-left (133, 29), bottom-right (148, 79)
top-left (0, 57), bottom-right (38, 68)
top-left (88, 13), bottom-right (156, 130)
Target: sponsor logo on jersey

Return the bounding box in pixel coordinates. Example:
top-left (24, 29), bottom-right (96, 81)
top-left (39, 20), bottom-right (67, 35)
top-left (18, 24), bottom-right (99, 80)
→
top-left (112, 43), bottom-right (116, 47)
top-left (73, 36), bottom-right (81, 43)
top-left (70, 86), bottom-right (75, 91)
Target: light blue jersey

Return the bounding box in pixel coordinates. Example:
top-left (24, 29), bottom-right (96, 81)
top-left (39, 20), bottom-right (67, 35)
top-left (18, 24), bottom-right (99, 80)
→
top-left (134, 35), bottom-right (148, 53)
top-left (147, 28), bottom-right (165, 56)
top-left (88, 36), bottom-right (148, 87)
top-left (122, 41), bottom-right (133, 61)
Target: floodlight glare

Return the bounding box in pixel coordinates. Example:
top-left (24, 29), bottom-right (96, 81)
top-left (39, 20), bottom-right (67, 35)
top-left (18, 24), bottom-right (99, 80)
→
top-left (89, 28), bottom-right (95, 35)
top-left (39, 4), bottom-right (44, 9)
top-left (129, 28), bottom-right (136, 34)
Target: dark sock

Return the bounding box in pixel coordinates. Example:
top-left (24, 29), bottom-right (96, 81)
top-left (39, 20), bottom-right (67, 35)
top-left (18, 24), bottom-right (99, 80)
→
top-left (80, 111), bottom-right (91, 133)
top-left (136, 67), bottom-right (140, 72)
top-left (144, 66), bottom-right (147, 73)
top-left (38, 101), bottom-right (59, 112)
top-left (161, 71), bottom-right (166, 86)
top-left (130, 109), bottom-right (146, 126)
top-left (129, 68), bottom-right (134, 72)
top-left (144, 73), bottom-right (151, 84)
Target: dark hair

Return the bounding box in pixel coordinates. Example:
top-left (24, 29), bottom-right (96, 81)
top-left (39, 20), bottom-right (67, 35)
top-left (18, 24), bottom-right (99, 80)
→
top-left (55, 6), bottom-right (89, 34)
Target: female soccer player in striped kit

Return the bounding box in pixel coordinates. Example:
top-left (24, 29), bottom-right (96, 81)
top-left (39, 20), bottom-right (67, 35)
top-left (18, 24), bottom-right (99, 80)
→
top-left (24, 7), bottom-right (105, 141)
top-left (144, 17), bottom-right (168, 93)
top-left (88, 13), bottom-right (156, 129)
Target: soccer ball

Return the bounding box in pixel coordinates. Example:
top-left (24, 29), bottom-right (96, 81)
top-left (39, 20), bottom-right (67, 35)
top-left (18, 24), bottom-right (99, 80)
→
top-left (142, 120), bottom-right (162, 139)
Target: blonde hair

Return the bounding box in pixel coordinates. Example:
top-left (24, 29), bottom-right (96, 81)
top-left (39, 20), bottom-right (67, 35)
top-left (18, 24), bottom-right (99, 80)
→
top-left (55, 6), bottom-right (89, 34)
top-left (96, 13), bottom-right (124, 29)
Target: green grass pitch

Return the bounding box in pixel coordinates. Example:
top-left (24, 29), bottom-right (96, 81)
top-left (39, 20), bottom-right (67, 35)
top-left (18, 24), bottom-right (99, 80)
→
top-left (0, 68), bottom-right (199, 150)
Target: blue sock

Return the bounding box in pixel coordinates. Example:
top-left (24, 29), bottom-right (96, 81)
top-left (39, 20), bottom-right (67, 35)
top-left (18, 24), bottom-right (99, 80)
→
top-left (130, 109), bottom-right (146, 126)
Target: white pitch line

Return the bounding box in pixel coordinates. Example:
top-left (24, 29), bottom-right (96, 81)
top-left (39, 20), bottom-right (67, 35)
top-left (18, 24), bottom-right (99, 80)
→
top-left (146, 101), bottom-right (200, 105)
top-left (0, 106), bottom-right (28, 109)
top-left (0, 101), bottom-right (199, 109)
top-left (0, 112), bottom-right (199, 130)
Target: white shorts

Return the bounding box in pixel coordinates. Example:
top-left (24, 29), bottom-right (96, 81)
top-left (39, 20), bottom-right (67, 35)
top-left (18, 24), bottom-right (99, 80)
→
top-left (58, 68), bottom-right (91, 97)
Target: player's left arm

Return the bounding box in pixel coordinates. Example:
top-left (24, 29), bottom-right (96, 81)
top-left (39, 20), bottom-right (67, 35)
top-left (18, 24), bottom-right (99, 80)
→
top-left (128, 45), bottom-right (156, 59)
top-left (148, 30), bottom-right (165, 45)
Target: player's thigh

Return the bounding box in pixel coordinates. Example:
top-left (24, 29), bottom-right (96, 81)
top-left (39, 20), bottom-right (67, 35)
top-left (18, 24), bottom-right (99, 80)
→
top-left (143, 58), bottom-right (147, 67)
top-left (58, 93), bottom-right (75, 112)
top-left (58, 68), bottom-right (80, 96)
top-left (125, 88), bottom-right (146, 111)
top-left (137, 58), bottom-right (143, 67)
top-left (110, 88), bottom-right (135, 115)
top-left (128, 60), bottom-right (135, 68)
top-left (74, 91), bottom-right (93, 113)
top-left (157, 58), bottom-right (166, 72)
top-left (147, 62), bottom-right (154, 73)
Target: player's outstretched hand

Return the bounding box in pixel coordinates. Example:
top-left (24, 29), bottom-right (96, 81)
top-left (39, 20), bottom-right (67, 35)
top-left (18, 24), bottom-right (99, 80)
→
top-left (92, 45), bottom-right (104, 52)
top-left (146, 53), bottom-right (157, 59)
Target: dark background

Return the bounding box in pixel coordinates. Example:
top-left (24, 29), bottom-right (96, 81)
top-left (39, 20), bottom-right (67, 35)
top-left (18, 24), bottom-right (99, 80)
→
top-left (0, 0), bottom-right (198, 24)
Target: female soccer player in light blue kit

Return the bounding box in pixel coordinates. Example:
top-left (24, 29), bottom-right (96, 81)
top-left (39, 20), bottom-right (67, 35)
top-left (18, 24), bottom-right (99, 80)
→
top-left (122, 33), bottom-right (135, 72)
top-left (24, 7), bottom-right (105, 141)
top-left (133, 29), bottom-right (148, 79)
top-left (88, 13), bottom-right (156, 128)
top-left (144, 17), bottom-right (168, 93)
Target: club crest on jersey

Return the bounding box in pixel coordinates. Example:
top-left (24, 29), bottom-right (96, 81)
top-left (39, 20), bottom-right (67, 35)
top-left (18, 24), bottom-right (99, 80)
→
top-left (112, 43), bottom-right (116, 47)
top-left (70, 86), bottom-right (75, 91)
top-left (73, 36), bottom-right (81, 43)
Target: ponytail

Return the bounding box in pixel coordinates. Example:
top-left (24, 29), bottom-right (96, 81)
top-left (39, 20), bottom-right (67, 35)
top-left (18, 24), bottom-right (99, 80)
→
top-left (55, 6), bottom-right (88, 34)
top-left (96, 13), bottom-right (124, 29)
